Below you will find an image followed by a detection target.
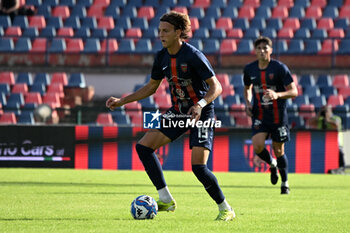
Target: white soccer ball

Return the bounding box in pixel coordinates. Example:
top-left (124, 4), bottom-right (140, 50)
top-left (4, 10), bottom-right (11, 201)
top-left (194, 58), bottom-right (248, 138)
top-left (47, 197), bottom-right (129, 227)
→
top-left (130, 195), bottom-right (158, 220)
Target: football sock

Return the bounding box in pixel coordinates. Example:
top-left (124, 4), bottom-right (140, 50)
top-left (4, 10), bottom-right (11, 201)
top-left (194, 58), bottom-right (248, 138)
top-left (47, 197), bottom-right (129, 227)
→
top-left (158, 186), bottom-right (174, 203)
top-left (192, 165), bottom-right (225, 204)
top-left (277, 155), bottom-right (288, 183)
top-left (281, 181), bottom-right (289, 187)
top-left (218, 199), bottom-right (232, 211)
top-left (136, 144), bottom-right (167, 190)
top-left (256, 148), bottom-right (273, 165)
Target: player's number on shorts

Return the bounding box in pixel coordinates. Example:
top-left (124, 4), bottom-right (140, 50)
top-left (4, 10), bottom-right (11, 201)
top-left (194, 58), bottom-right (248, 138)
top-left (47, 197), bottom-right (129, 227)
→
top-left (278, 127), bottom-right (287, 137)
top-left (198, 127), bottom-right (208, 140)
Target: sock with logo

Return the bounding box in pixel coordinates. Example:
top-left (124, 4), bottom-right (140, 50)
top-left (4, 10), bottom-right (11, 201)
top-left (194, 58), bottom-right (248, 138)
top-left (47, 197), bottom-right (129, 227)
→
top-left (277, 155), bottom-right (288, 183)
top-left (192, 165), bottom-right (225, 204)
top-left (256, 148), bottom-right (273, 165)
top-left (136, 144), bottom-right (166, 190)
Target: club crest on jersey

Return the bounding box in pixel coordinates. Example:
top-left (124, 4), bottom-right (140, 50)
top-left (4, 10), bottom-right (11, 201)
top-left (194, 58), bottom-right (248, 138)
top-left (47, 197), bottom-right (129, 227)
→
top-left (176, 88), bottom-right (186, 98)
top-left (181, 63), bottom-right (188, 73)
top-left (269, 73), bottom-right (274, 80)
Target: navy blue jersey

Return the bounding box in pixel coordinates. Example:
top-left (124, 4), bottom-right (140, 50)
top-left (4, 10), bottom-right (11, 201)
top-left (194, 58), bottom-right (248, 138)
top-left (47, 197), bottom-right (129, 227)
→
top-left (151, 42), bottom-right (215, 114)
top-left (243, 59), bottom-right (293, 125)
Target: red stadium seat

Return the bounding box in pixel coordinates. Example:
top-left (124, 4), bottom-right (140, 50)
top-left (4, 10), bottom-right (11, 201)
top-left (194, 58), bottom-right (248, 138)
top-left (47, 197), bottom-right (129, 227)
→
top-left (317, 18), bottom-right (334, 29)
top-left (229, 104), bottom-right (246, 118)
top-left (125, 101), bottom-right (142, 119)
top-left (226, 28), bottom-right (243, 38)
top-left (220, 39), bottom-right (237, 54)
top-left (345, 0), bottom-right (350, 5)
top-left (327, 95), bottom-right (344, 107)
top-left (137, 6), bottom-right (155, 20)
top-left (43, 92), bottom-right (61, 109)
top-left (305, 6), bottom-right (322, 19)
top-left (25, 92), bottom-right (42, 104)
top-left (0, 72), bottom-right (15, 85)
top-left (12, 83), bottom-right (28, 94)
top-left (87, 5), bottom-right (105, 18)
top-left (338, 87), bottom-right (350, 100)
top-left (100, 39), bottom-right (118, 53)
top-left (98, 17), bottom-right (115, 30)
top-left (193, 0), bottom-right (211, 9)
top-left (243, 0), bottom-right (260, 8)
top-left (65, 38), bottom-right (84, 53)
top-left (277, 0), bottom-right (294, 8)
top-left (52, 6), bottom-right (70, 19)
top-left (57, 27), bottom-right (74, 37)
top-left (216, 17), bottom-right (233, 30)
top-left (52, 72), bottom-right (68, 86)
top-left (125, 28), bottom-right (142, 38)
top-left (5, 26), bottom-right (22, 37)
top-left (216, 73), bottom-right (230, 86)
top-left (221, 85), bottom-right (235, 99)
top-left (310, 0), bottom-right (327, 8)
top-left (318, 39), bottom-right (338, 54)
top-left (339, 6), bottom-right (350, 19)
top-left (272, 6), bottom-right (289, 19)
top-left (29, 16), bottom-right (46, 29)
top-left (328, 29), bottom-right (344, 38)
top-left (94, 0), bottom-right (110, 7)
top-left (130, 114), bottom-right (143, 127)
top-left (278, 28), bottom-right (294, 38)
top-left (190, 17), bottom-right (200, 31)
top-left (235, 116), bottom-right (252, 127)
top-left (333, 74), bottom-right (349, 88)
top-left (47, 83), bottom-right (64, 98)
top-left (299, 104), bottom-right (316, 119)
top-left (0, 112), bottom-right (17, 124)
top-left (96, 113), bottom-right (116, 126)
top-left (154, 94), bottom-right (172, 109)
top-left (238, 6), bottom-right (255, 19)
top-left (173, 6), bottom-right (188, 15)
top-left (30, 38), bottom-right (47, 53)
top-left (283, 18), bottom-right (300, 30)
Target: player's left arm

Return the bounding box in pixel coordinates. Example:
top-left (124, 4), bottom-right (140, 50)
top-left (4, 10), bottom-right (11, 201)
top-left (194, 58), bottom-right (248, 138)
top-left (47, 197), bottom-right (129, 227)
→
top-left (265, 82), bottom-right (298, 100)
top-left (187, 76), bottom-right (222, 121)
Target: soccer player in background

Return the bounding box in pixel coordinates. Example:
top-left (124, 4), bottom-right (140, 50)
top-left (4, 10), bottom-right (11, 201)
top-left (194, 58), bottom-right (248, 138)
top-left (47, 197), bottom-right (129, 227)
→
top-left (243, 36), bottom-right (298, 194)
top-left (106, 11), bottom-right (235, 221)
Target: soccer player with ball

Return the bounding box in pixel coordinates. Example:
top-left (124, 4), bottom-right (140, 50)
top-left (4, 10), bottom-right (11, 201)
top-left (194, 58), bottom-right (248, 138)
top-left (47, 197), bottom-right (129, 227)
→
top-left (243, 36), bottom-right (298, 194)
top-left (106, 11), bottom-right (235, 221)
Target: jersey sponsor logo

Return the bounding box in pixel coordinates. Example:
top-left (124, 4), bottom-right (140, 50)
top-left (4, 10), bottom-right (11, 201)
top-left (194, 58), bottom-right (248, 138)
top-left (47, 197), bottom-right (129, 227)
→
top-left (181, 63), bottom-right (188, 73)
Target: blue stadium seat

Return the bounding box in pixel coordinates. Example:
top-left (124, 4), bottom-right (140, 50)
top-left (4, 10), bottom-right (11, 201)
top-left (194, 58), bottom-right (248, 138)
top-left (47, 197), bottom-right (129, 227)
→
top-left (74, 27), bottom-right (91, 39)
top-left (111, 111), bottom-right (131, 125)
top-left (60, 0), bottom-right (76, 7)
top-left (211, 0), bottom-right (226, 7)
top-left (200, 17), bottom-right (216, 30)
top-left (334, 18), bottom-right (349, 29)
top-left (18, 111), bottom-right (35, 124)
top-left (316, 74), bottom-right (332, 87)
top-left (304, 39), bottom-right (321, 54)
top-left (322, 6), bottom-right (338, 19)
top-left (42, 0), bottom-right (58, 6)
top-left (333, 105), bottom-right (350, 129)
top-left (154, 6), bottom-right (170, 18)
top-left (250, 18), bottom-right (266, 30)
top-left (194, 28), bottom-right (209, 38)
top-left (138, 96), bottom-right (158, 111)
top-left (40, 27), bottom-right (56, 38)
top-left (76, 0), bottom-right (92, 7)
top-left (267, 18), bottom-right (283, 30)
top-left (327, 0), bottom-right (343, 7)
top-left (30, 83), bottom-right (46, 95)
top-left (300, 18), bottom-right (316, 30)
top-left (289, 115), bottom-right (305, 129)
top-left (116, 39), bottom-right (135, 53)
top-left (177, 0), bottom-right (192, 7)
top-left (0, 92), bottom-right (7, 106)
top-left (132, 18), bottom-right (148, 30)
top-left (0, 16), bottom-right (11, 28)
top-left (337, 39), bottom-right (350, 54)
top-left (206, 7), bottom-right (221, 19)
top-left (214, 96), bottom-right (228, 112)
top-left (145, 0), bottom-right (160, 6)
top-left (14, 38), bottom-right (32, 52)
top-left (36, 5), bottom-right (51, 17)
top-left (210, 29), bottom-right (226, 39)
top-left (34, 73), bottom-right (50, 86)
top-left (13, 16), bottom-right (29, 28)
top-left (189, 39), bottom-right (203, 50)
top-left (0, 38), bottom-right (14, 52)
top-left (273, 40), bottom-right (288, 54)
top-left (234, 18), bottom-right (249, 30)
top-left (161, 0), bottom-right (177, 7)
top-left (105, 5), bottom-right (120, 18)
top-left (0, 27), bottom-right (3, 37)
top-left (26, 0), bottom-right (42, 6)
top-left (244, 28), bottom-right (260, 39)
top-left (310, 96), bottom-right (327, 110)
top-left (91, 28), bottom-right (107, 39)
top-left (68, 73), bottom-right (86, 88)
top-left (320, 86), bottom-right (337, 98)
top-left (294, 0), bottom-right (310, 7)
top-left (260, 0), bottom-right (276, 7)
top-left (189, 7), bottom-right (205, 19)
top-left (236, 39), bottom-right (254, 54)
top-left (109, 0), bottom-right (126, 7)
top-left (17, 73), bottom-right (33, 85)
top-left (231, 74), bottom-right (244, 87)
top-left (109, 28), bottom-right (125, 38)
top-left (81, 17), bottom-right (97, 29)
top-left (216, 111), bottom-right (235, 127)
top-left (227, 0), bottom-right (243, 7)
top-left (345, 96), bottom-right (350, 106)
top-left (294, 28), bottom-right (311, 38)
top-left (255, 6), bottom-right (271, 18)
top-left (202, 39), bottom-right (220, 54)
top-left (289, 6), bottom-right (305, 18)
top-left (22, 27), bottom-right (39, 38)
top-left (261, 28), bottom-right (277, 38)
top-left (224, 95), bottom-right (241, 105)
top-left (64, 16), bottom-right (81, 29)
top-left (46, 16), bottom-right (63, 29)
top-left (48, 38), bottom-right (66, 53)
top-left (127, 0), bottom-right (143, 7)
top-left (83, 38), bottom-right (101, 53)
top-left (135, 39), bottom-right (152, 53)
top-left (121, 6), bottom-right (137, 18)
top-left (0, 83), bottom-right (10, 96)
top-left (311, 29), bottom-right (327, 39)
top-left (303, 86), bottom-right (320, 98)
top-left (299, 74), bottom-right (315, 86)
top-left (234, 86), bottom-right (245, 97)
top-left (115, 17), bottom-right (131, 30)
top-left (70, 5), bottom-right (86, 17)
top-left (222, 6), bottom-right (239, 18)
top-left (152, 40), bottom-right (162, 53)
top-left (287, 39), bottom-right (304, 54)
top-left (293, 95), bottom-right (310, 106)
top-left (7, 93), bottom-right (25, 107)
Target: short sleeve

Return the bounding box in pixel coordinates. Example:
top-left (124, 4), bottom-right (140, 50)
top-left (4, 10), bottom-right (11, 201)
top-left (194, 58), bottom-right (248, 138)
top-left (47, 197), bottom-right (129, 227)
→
top-left (280, 63), bottom-right (293, 86)
top-left (191, 51), bottom-right (215, 81)
top-left (243, 66), bottom-right (251, 86)
top-left (151, 53), bottom-right (164, 80)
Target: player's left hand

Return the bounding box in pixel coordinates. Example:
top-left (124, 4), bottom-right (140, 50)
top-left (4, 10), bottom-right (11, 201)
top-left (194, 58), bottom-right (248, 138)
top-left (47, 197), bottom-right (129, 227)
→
top-left (187, 104), bottom-right (202, 122)
top-left (264, 89), bottom-right (279, 100)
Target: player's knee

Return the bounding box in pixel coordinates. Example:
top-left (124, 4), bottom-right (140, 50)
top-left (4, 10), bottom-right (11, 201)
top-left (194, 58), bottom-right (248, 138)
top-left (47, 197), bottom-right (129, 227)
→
top-left (253, 144), bottom-right (265, 154)
top-left (135, 143), bottom-right (154, 160)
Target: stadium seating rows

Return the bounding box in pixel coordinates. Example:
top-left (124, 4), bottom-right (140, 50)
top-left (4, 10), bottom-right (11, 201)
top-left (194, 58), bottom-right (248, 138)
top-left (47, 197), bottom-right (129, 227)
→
top-left (0, 0), bottom-right (350, 55)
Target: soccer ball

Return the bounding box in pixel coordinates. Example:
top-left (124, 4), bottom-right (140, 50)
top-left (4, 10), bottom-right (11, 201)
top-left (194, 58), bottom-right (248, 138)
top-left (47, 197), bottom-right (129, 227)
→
top-left (130, 195), bottom-right (158, 220)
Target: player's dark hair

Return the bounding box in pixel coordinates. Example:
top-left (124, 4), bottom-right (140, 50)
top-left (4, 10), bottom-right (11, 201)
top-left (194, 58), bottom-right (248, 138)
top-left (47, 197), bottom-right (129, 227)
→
top-left (254, 36), bottom-right (273, 48)
top-left (160, 11), bottom-right (191, 39)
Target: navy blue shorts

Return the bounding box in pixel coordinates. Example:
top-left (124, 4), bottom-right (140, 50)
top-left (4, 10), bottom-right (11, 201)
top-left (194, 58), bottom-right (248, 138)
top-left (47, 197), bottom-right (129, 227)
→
top-left (251, 118), bottom-right (290, 143)
top-left (157, 106), bottom-right (215, 151)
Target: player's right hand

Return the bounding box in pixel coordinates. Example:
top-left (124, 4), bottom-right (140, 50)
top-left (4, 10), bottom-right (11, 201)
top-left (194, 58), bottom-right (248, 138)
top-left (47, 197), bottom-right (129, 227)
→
top-left (106, 97), bottom-right (123, 111)
top-left (246, 105), bottom-right (253, 117)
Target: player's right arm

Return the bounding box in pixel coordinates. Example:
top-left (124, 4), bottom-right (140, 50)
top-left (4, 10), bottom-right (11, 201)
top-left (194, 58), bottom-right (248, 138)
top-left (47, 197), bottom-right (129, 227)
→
top-left (106, 78), bottom-right (162, 111)
top-left (244, 85), bottom-right (253, 117)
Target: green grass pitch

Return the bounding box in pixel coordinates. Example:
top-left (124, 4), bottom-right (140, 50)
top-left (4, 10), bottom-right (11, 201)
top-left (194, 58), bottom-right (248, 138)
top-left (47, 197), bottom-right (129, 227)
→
top-left (0, 168), bottom-right (349, 233)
